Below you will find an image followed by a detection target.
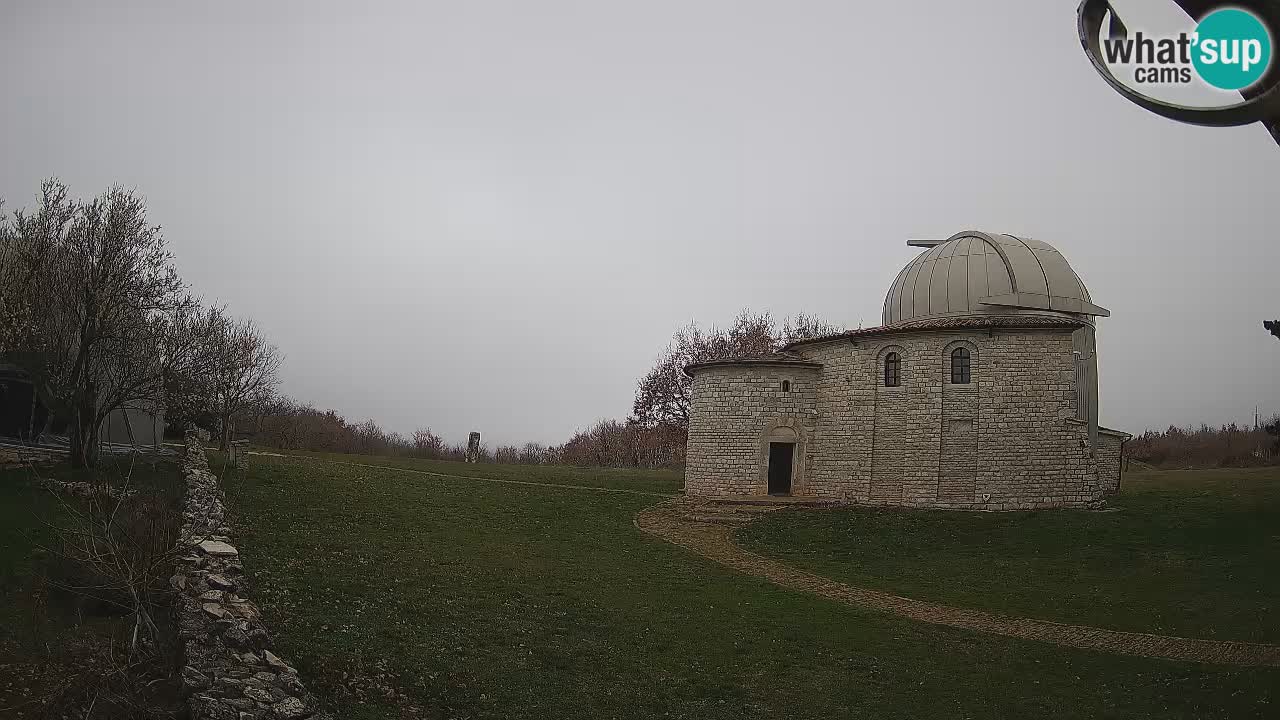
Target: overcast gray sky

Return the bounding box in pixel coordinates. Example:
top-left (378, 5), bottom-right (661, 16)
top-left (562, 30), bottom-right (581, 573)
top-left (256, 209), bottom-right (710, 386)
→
top-left (2, 0), bottom-right (1277, 446)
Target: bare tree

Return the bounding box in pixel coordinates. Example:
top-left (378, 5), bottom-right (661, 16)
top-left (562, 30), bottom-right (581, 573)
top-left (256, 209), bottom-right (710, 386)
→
top-left (413, 427), bottom-right (447, 458)
top-left (0, 198), bottom-right (18, 353)
top-left (160, 301), bottom-right (228, 431)
top-left (210, 316), bottom-right (282, 451)
top-left (630, 309), bottom-right (843, 431)
top-left (630, 311), bottom-right (771, 430)
top-left (519, 442), bottom-right (547, 464)
top-left (0, 182), bottom-right (77, 384)
top-left (4, 181), bottom-right (187, 467)
top-left (781, 312), bottom-right (844, 344)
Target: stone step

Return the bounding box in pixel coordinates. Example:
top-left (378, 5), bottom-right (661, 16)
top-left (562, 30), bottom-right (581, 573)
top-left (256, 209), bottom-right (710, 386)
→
top-left (691, 507), bottom-right (768, 517)
top-left (697, 504), bottom-right (768, 512)
top-left (709, 496), bottom-right (834, 508)
top-left (683, 513), bottom-right (757, 525)
top-left (697, 503), bottom-right (780, 514)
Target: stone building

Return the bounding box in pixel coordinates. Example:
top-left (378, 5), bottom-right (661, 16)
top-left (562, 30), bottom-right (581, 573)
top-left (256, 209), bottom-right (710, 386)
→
top-left (684, 230), bottom-right (1129, 510)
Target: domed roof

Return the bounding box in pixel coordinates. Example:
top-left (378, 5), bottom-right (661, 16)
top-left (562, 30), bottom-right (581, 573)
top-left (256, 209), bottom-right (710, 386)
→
top-left (882, 231), bottom-right (1109, 327)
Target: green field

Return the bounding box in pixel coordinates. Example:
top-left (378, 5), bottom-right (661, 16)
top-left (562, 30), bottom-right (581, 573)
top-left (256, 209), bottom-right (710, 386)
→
top-left (269, 449), bottom-right (684, 495)
top-left (740, 466), bottom-right (1280, 644)
top-left (219, 454), bottom-right (1279, 720)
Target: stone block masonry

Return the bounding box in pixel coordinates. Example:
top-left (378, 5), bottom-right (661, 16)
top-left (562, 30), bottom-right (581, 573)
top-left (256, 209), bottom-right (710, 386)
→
top-left (686, 328), bottom-right (1128, 509)
top-left (685, 364), bottom-right (820, 497)
top-left (173, 428), bottom-right (331, 720)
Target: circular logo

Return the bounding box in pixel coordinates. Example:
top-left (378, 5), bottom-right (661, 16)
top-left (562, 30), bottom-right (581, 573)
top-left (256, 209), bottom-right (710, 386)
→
top-left (1192, 8), bottom-right (1273, 90)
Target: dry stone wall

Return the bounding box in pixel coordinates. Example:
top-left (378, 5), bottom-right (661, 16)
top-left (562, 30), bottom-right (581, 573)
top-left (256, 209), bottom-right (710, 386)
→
top-left (686, 328), bottom-right (1126, 509)
top-left (173, 429), bottom-right (330, 720)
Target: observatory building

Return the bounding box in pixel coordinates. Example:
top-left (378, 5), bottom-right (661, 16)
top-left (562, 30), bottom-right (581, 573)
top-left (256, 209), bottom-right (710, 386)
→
top-left (684, 230), bottom-right (1128, 510)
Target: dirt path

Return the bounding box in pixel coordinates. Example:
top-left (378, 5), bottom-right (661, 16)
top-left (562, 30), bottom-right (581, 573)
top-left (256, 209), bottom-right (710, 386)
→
top-left (635, 499), bottom-right (1280, 668)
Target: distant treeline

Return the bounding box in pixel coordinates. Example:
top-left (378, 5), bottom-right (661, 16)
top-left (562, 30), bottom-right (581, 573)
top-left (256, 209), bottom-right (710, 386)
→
top-left (241, 397), bottom-right (687, 468)
top-left (1126, 419), bottom-right (1279, 469)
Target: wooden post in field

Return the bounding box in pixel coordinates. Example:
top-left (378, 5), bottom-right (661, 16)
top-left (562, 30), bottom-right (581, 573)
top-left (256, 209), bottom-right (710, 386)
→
top-left (230, 440), bottom-right (250, 469)
top-left (466, 432), bottom-right (481, 463)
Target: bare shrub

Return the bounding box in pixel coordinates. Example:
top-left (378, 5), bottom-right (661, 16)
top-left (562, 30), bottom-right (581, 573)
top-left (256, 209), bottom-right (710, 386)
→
top-left (519, 442), bottom-right (548, 464)
top-left (14, 459), bottom-right (185, 717)
top-left (6, 630), bottom-right (182, 719)
top-left (44, 481), bottom-right (181, 652)
top-left (412, 427), bottom-right (447, 458)
top-left (558, 419), bottom-right (686, 468)
top-left (1125, 419), bottom-right (1280, 468)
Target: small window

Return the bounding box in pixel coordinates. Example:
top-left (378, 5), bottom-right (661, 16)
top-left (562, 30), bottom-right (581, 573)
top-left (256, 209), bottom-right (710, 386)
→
top-left (951, 347), bottom-right (971, 384)
top-left (781, 380), bottom-right (791, 392)
top-left (884, 352), bottom-right (900, 387)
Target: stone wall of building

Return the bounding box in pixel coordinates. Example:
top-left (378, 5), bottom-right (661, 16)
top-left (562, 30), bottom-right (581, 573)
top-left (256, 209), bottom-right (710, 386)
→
top-left (686, 327), bottom-right (1120, 509)
top-left (866, 339), bottom-right (944, 504)
top-left (174, 429), bottom-right (330, 720)
top-left (685, 364), bottom-right (819, 496)
top-left (939, 367), bottom-right (980, 504)
top-left (1095, 428), bottom-right (1127, 494)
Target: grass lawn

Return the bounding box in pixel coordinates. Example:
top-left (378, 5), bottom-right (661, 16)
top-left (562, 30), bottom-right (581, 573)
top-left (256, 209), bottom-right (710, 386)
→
top-left (739, 466), bottom-right (1280, 644)
top-left (221, 454), bottom-right (1278, 720)
top-left (269, 449), bottom-right (684, 494)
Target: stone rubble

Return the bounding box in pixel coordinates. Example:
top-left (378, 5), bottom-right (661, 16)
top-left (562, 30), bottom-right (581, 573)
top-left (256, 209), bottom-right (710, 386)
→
top-left (40, 478), bottom-right (137, 499)
top-left (173, 428), bottom-right (331, 720)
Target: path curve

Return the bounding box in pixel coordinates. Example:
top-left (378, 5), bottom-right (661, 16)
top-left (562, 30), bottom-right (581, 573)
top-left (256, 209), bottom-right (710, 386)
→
top-left (635, 499), bottom-right (1280, 668)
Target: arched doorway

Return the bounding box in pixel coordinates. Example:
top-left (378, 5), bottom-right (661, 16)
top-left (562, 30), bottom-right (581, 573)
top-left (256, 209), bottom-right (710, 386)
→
top-left (765, 425), bottom-right (799, 496)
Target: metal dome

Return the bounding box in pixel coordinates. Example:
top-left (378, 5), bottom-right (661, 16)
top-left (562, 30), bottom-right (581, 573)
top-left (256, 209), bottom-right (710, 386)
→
top-left (882, 230), bottom-right (1109, 327)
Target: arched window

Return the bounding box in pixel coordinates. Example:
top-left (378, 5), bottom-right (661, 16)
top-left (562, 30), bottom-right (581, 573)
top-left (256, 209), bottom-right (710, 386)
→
top-left (951, 347), bottom-right (971, 384)
top-left (781, 380), bottom-right (791, 392)
top-left (884, 352), bottom-right (900, 387)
